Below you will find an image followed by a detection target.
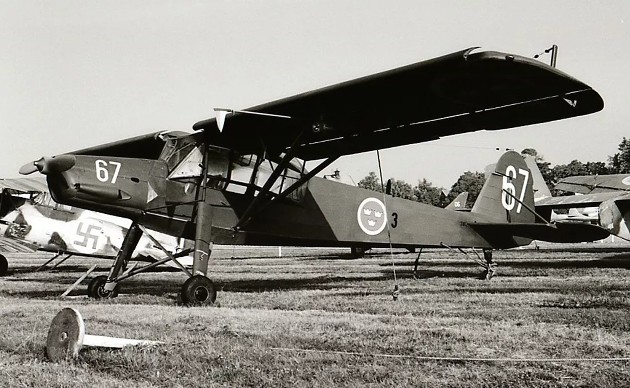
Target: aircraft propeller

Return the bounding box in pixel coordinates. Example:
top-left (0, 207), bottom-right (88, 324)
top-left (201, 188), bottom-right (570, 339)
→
top-left (19, 155), bottom-right (76, 175)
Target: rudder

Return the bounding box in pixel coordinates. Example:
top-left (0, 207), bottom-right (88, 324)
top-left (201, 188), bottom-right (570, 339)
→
top-left (522, 155), bottom-right (552, 200)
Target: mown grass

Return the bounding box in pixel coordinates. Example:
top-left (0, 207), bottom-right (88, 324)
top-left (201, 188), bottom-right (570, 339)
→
top-left (1, 244), bottom-right (630, 387)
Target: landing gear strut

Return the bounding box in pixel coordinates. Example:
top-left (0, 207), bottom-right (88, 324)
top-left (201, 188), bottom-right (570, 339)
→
top-left (481, 249), bottom-right (496, 280)
top-left (183, 150), bottom-right (216, 307)
top-left (86, 222), bottom-right (143, 299)
top-left (412, 248), bottom-right (423, 279)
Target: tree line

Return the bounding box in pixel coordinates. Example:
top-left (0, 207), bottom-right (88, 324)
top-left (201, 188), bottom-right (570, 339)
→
top-left (357, 137), bottom-right (630, 208)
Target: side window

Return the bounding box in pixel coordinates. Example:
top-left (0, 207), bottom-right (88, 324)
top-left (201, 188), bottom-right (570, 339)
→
top-left (205, 147), bottom-right (230, 190)
top-left (167, 145), bottom-right (203, 180)
top-left (225, 154), bottom-right (307, 202)
top-left (226, 154), bottom-right (258, 194)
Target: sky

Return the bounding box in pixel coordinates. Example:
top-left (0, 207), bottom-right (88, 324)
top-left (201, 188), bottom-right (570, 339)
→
top-left (2, 1), bottom-right (629, 189)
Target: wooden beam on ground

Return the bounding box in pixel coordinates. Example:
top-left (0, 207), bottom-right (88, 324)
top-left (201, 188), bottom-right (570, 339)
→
top-left (60, 265), bottom-right (97, 297)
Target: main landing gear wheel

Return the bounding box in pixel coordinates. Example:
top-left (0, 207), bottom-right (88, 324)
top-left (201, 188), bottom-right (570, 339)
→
top-left (0, 254), bottom-right (7, 276)
top-left (181, 275), bottom-right (216, 306)
top-left (87, 275), bottom-right (120, 299)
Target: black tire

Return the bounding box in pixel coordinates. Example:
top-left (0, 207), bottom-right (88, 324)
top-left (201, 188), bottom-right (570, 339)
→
top-left (0, 254), bottom-right (7, 276)
top-left (350, 247), bottom-right (365, 258)
top-left (87, 275), bottom-right (119, 299)
top-left (181, 275), bottom-right (216, 306)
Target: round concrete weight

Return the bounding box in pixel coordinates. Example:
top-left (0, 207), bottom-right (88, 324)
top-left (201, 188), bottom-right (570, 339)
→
top-left (46, 308), bottom-right (85, 362)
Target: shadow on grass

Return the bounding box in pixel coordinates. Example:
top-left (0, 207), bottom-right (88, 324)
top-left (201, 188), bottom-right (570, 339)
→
top-left (382, 253), bottom-right (630, 271)
top-left (220, 274), bottom-right (390, 292)
top-left (501, 254), bottom-right (630, 270)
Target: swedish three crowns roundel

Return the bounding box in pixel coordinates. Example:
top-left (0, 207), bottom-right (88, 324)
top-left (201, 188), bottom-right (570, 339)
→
top-left (357, 197), bottom-right (387, 236)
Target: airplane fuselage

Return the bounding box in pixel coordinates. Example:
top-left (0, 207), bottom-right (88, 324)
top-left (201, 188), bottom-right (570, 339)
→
top-left (43, 151), bottom-right (525, 251)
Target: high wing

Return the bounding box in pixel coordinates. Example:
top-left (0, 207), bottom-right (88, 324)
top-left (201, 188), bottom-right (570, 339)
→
top-left (191, 47), bottom-right (603, 160)
top-left (555, 174), bottom-right (630, 194)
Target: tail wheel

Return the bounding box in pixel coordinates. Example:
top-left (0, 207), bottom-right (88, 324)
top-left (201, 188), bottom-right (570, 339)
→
top-left (0, 254), bottom-right (7, 276)
top-left (87, 275), bottom-right (119, 299)
top-left (181, 275), bottom-right (216, 306)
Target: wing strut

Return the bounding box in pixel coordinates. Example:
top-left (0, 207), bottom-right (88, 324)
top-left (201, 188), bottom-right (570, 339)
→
top-left (233, 129), bottom-right (307, 230)
top-left (235, 155), bottom-right (341, 231)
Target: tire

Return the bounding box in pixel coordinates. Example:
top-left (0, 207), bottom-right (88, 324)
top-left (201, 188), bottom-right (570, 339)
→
top-left (483, 249), bottom-right (493, 263)
top-left (87, 275), bottom-right (119, 299)
top-left (0, 254), bottom-right (7, 276)
top-left (181, 275), bottom-right (216, 306)
top-left (350, 247), bottom-right (365, 258)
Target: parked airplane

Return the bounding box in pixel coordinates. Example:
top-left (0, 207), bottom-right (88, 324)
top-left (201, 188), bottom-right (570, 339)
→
top-left (20, 47), bottom-right (605, 305)
top-left (445, 192), bottom-right (469, 211)
top-left (533, 171), bottom-right (630, 240)
top-left (0, 178), bottom-right (193, 276)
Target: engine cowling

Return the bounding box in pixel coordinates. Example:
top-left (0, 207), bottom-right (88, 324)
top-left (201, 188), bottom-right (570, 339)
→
top-left (46, 155), bottom-right (169, 214)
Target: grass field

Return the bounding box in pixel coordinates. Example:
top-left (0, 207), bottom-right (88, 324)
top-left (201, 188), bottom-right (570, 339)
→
top-left (2, 244), bottom-right (630, 387)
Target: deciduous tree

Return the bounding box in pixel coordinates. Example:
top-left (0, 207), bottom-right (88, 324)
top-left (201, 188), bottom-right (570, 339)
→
top-left (448, 171), bottom-right (485, 207)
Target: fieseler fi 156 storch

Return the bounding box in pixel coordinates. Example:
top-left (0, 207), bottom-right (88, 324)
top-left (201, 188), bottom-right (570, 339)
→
top-left (20, 48), bottom-right (605, 305)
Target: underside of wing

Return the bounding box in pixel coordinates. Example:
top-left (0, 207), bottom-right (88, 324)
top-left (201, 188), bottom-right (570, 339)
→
top-left (555, 174), bottom-right (630, 194)
top-left (470, 222), bottom-right (610, 244)
top-left (193, 47), bottom-right (604, 160)
top-left (535, 192), bottom-right (623, 209)
top-left (0, 236), bottom-right (38, 253)
top-left (0, 177), bottom-right (49, 194)
top-left (69, 131), bottom-right (192, 159)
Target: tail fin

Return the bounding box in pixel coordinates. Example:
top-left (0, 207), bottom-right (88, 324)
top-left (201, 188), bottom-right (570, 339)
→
top-left (522, 155), bottom-right (552, 201)
top-left (471, 150), bottom-right (534, 223)
top-left (445, 191), bottom-right (469, 211)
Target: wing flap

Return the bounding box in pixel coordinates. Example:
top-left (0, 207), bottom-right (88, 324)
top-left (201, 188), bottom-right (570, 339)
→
top-left (194, 48), bottom-right (604, 160)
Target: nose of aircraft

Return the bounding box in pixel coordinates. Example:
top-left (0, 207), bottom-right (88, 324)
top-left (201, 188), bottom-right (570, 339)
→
top-left (19, 155), bottom-right (76, 175)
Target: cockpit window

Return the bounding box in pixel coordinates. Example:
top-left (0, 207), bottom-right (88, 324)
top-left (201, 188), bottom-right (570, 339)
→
top-left (159, 135), bottom-right (198, 173)
top-left (160, 135), bottom-right (230, 186)
top-left (225, 153), bottom-right (308, 202)
top-left (158, 134), bottom-right (306, 201)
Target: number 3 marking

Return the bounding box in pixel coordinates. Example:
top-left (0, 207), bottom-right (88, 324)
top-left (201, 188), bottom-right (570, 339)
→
top-left (95, 160), bottom-right (122, 184)
top-left (501, 165), bottom-right (529, 213)
top-left (391, 212), bottom-right (398, 228)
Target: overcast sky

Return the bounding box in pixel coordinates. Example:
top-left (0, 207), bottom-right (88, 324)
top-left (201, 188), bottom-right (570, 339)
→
top-left (2, 1), bottom-right (628, 188)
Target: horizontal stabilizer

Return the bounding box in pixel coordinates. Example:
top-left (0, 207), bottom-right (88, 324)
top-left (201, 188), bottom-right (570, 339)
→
top-left (469, 222), bottom-right (610, 243)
